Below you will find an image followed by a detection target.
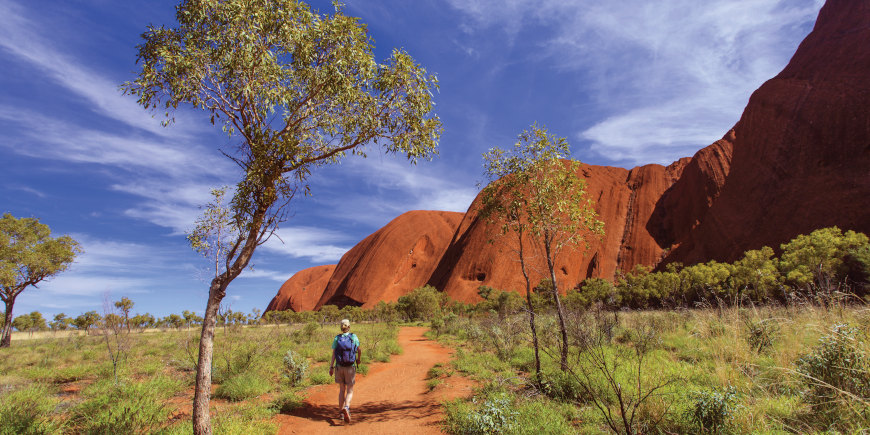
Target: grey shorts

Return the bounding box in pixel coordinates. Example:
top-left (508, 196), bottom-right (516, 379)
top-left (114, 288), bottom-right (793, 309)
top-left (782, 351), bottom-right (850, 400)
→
top-left (335, 365), bottom-right (356, 385)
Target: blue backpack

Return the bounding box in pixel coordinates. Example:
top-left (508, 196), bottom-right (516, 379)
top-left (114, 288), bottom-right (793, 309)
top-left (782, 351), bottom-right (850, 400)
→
top-left (335, 333), bottom-right (357, 367)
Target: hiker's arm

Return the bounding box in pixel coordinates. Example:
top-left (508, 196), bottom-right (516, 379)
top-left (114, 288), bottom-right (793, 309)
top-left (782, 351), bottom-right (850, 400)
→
top-left (356, 346), bottom-right (361, 365)
top-left (329, 349), bottom-right (336, 375)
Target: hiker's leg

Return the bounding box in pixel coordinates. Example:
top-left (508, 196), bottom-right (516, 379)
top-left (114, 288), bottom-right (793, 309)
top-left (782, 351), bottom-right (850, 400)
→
top-left (338, 381), bottom-right (346, 409)
top-left (345, 382), bottom-right (354, 408)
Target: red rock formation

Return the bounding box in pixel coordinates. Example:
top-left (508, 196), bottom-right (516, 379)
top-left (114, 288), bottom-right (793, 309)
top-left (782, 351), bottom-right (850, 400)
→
top-left (266, 264), bottom-right (335, 312)
top-left (269, 0), bottom-right (870, 310)
top-left (313, 210), bottom-right (464, 309)
top-left (660, 0), bottom-right (870, 265)
top-left (428, 161), bottom-right (690, 303)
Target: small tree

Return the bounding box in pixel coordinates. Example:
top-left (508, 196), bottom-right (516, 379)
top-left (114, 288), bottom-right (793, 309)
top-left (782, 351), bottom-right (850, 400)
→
top-left (101, 298), bottom-right (132, 383)
top-left (73, 311), bottom-right (101, 335)
top-left (11, 314), bottom-right (32, 334)
top-left (49, 313), bottom-right (71, 331)
top-left (397, 285), bottom-right (443, 321)
top-left (114, 297), bottom-right (134, 333)
top-left (0, 213), bottom-right (81, 347)
top-left (123, 2), bottom-right (441, 432)
top-left (480, 124), bottom-right (604, 372)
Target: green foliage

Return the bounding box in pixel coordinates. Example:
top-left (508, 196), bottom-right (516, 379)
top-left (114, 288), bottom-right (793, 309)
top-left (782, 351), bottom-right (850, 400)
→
top-left (686, 386), bottom-right (739, 434)
top-left (779, 227), bottom-right (869, 287)
top-left (49, 313), bottom-right (71, 331)
top-left (282, 349), bottom-right (308, 386)
top-left (308, 370), bottom-right (333, 385)
top-left (397, 285), bottom-right (443, 321)
top-left (730, 247), bottom-right (781, 300)
top-left (796, 324), bottom-right (870, 421)
top-left (444, 392), bottom-right (518, 435)
top-left (744, 318), bottom-right (779, 353)
top-left (538, 369), bottom-right (584, 402)
top-left (73, 311), bottom-right (101, 333)
top-left (0, 385), bottom-right (63, 435)
top-left (215, 372), bottom-right (272, 402)
top-left (1, 213), bottom-right (81, 346)
top-left (70, 376), bottom-right (181, 434)
top-left (568, 277), bottom-right (614, 310)
top-left (270, 391), bottom-right (304, 414)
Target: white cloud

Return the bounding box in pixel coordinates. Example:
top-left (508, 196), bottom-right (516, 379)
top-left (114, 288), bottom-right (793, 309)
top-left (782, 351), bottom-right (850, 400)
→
top-left (447, 0), bottom-right (824, 166)
top-left (0, 0), bottom-right (201, 137)
top-left (262, 227), bottom-right (351, 263)
top-left (0, 107), bottom-right (229, 180)
top-left (237, 268), bottom-right (291, 282)
top-left (310, 157), bottom-right (478, 227)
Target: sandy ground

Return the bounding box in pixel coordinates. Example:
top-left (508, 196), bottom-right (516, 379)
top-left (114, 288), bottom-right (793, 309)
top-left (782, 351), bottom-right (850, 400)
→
top-left (274, 326), bottom-right (474, 435)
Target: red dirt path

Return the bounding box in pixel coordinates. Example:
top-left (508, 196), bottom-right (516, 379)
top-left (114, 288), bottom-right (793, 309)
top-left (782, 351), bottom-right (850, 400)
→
top-left (274, 326), bottom-right (473, 434)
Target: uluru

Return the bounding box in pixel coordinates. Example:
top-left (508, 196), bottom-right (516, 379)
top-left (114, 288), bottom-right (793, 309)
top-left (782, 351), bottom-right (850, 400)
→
top-left (267, 0), bottom-right (870, 310)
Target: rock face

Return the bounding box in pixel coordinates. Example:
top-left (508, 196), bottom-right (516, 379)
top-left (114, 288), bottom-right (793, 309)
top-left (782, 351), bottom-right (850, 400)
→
top-left (658, 0), bottom-right (870, 266)
top-left (312, 210), bottom-right (464, 309)
top-left (268, 0), bottom-right (870, 310)
top-left (266, 265), bottom-right (336, 312)
top-left (428, 161), bottom-right (690, 303)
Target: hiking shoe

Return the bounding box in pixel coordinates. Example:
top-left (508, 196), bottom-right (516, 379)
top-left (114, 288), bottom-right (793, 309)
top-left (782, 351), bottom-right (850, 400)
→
top-left (338, 411), bottom-right (345, 422)
top-left (342, 407), bottom-right (351, 423)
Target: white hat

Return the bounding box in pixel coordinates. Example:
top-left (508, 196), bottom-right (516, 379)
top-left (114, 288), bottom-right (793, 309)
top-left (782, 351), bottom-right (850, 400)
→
top-left (340, 319), bottom-right (350, 328)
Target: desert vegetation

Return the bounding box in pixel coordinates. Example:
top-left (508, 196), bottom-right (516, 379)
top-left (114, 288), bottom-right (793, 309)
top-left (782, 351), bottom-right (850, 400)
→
top-left (423, 226), bottom-right (870, 434)
top-left (0, 315), bottom-right (401, 434)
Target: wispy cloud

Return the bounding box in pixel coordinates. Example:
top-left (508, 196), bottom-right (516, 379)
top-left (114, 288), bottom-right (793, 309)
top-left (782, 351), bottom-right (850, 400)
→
top-left (0, 0), bottom-right (201, 137)
top-left (33, 235), bottom-right (186, 298)
top-left (308, 156), bottom-right (478, 228)
top-left (262, 227), bottom-right (351, 263)
top-left (237, 268), bottom-right (292, 282)
top-left (6, 184), bottom-right (46, 198)
top-left (447, 0), bottom-right (824, 166)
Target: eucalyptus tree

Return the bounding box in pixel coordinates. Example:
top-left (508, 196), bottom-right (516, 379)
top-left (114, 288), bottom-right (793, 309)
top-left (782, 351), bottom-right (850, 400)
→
top-left (0, 213), bottom-right (81, 347)
top-left (122, 1), bottom-right (441, 432)
top-left (480, 124), bottom-right (603, 372)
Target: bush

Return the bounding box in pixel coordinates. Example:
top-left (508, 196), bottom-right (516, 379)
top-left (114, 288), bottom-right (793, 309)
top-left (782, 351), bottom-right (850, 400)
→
top-left (282, 350), bottom-right (308, 387)
top-left (309, 371), bottom-right (333, 385)
top-left (796, 324), bottom-right (870, 420)
top-left (538, 370), bottom-right (584, 402)
top-left (745, 318), bottom-right (779, 353)
top-left (685, 386), bottom-right (739, 434)
top-left (444, 392), bottom-right (517, 434)
top-left (270, 392), bottom-right (305, 414)
top-left (215, 372), bottom-right (272, 402)
top-left (0, 385), bottom-right (62, 435)
top-left (69, 376), bottom-right (181, 434)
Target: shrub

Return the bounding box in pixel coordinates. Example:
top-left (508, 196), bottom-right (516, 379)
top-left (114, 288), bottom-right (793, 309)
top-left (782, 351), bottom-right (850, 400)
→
top-left (215, 372), bottom-right (271, 402)
top-left (0, 385), bottom-right (62, 435)
top-left (796, 324), bottom-right (870, 419)
top-left (282, 350), bottom-right (308, 387)
top-left (270, 391), bottom-right (305, 414)
top-left (444, 392), bottom-right (517, 434)
top-left (69, 376), bottom-right (181, 434)
top-left (538, 369), bottom-right (584, 402)
top-left (309, 371), bottom-right (332, 385)
top-left (685, 386), bottom-right (739, 434)
top-left (745, 318), bottom-right (779, 353)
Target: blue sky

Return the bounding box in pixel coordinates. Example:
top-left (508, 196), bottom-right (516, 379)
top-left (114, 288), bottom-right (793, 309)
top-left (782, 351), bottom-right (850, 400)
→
top-left (0, 0), bottom-right (823, 319)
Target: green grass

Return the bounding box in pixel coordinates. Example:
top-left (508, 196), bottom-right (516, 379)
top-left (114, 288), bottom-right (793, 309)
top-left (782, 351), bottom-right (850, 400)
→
top-left (0, 321), bottom-right (401, 433)
top-left (434, 305), bottom-right (870, 434)
top-left (215, 372), bottom-right (271, 401)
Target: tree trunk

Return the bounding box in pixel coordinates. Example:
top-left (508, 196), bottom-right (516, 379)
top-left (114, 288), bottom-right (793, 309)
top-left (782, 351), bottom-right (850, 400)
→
top-left (544, 237), bottom-right (569, 371)
top-left (1, 298), bottom-right (14, 348)
top-left (517, 231), bottom-right (541, 381)
top-left (192, 278), bottom-right (226, 435)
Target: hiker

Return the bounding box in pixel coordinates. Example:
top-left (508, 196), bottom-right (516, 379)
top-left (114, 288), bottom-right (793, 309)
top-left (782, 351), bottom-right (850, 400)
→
top-left (329, 318), bottom-right (361, 423)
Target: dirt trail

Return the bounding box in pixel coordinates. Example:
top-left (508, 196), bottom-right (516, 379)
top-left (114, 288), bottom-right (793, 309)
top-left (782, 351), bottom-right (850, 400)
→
top-left (274, 326), bottom-right (473, 434)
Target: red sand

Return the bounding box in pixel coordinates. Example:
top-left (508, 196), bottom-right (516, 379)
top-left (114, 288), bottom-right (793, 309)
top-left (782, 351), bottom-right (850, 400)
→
top-left (274, 326), bottom-right (474, 434)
